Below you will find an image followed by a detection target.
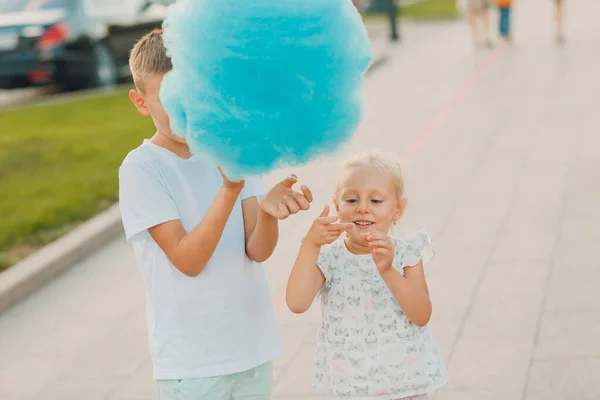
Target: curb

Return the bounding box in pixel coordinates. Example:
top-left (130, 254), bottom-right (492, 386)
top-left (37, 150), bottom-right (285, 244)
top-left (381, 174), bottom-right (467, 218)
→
top-left (0, 205), bottom-right (123, 313)
top-left (0, 39), bottom-right (390, 315)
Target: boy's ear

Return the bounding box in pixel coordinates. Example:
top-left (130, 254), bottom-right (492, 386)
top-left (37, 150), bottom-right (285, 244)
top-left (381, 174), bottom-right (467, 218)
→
top-left (129, 89), bottom-right (150, 116)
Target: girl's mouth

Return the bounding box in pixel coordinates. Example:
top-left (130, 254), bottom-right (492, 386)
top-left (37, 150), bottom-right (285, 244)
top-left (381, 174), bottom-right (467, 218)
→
top-left (354, 220), bottom-right (374, 229)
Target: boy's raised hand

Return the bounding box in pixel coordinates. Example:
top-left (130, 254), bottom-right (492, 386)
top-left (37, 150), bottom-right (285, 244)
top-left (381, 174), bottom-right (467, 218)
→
top-left (218, 167), bottom-right (245, 190)
top-left (304, 205), bottom-right (355, 247)
top-left (261, 174), bottom-right (313, 220)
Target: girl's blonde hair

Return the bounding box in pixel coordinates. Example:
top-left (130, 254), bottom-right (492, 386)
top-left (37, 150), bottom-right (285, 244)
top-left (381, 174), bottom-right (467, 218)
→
top-left (336, 150), bottom-right (405, 199)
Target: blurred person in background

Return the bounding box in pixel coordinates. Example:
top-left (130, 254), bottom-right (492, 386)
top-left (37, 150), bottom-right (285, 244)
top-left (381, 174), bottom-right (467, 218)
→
top-left (554, 0), bottom-right (565, 43)
top-left (496, 0), bottom-right (513, 43)
top-left (466, 0), bottom-right (493, 48)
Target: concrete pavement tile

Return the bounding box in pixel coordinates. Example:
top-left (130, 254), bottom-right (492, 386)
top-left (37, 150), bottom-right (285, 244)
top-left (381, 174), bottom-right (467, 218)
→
top-left (428, 244), bottom-right (490, 279)
top-left (108, 363), bottom-right (156, 400)
top-left (543, 269), bottom-right (600, 313)
top-left (36, 375), bottom-right (130, 400)
top-left (426, 255), bottom-right (486, 320)
top-left (552, 243), bottom-right (599, 275)
top-left (558, 217), bottom-right (600, 248)
top-left (273, 343), bottom-right (321, 398)
top-left (564, 194), bottom-right (600, 221)
top-left (273, 315), bottom-right (319, 374)
top-left (0, 357), bottom-right (72, 400)
top-left (445, 338), bottom-right (532, 394)
top-left (490, 226), bottom-right (558, 264)
top-left (63, 332), bottom-right (150, 379)
top-left (525, 359), bottom-right (600, 400)
top-left (458, 260), bottom-right (549, 341)
top-left (534, 310), bottom-right (600, 359)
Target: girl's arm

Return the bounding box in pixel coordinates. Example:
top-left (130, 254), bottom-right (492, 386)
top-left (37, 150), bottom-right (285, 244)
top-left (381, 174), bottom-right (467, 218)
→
top-left (366, 231), bottom-right (432, 326)
top-left (379, 262), bottom-right (432, 327)
top-left (286, 241), bottom-right (326, 314)
top-left (286, 205), bottom-right (354, 314)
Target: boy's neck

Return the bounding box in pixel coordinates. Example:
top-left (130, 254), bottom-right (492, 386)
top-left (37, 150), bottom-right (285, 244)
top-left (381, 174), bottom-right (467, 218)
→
top-left (150, 131), bottom-right (192, 159)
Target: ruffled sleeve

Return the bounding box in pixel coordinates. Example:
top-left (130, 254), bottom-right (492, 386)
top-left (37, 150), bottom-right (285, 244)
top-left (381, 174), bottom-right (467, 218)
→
top-left (393, 230), bottom-right (434, 276)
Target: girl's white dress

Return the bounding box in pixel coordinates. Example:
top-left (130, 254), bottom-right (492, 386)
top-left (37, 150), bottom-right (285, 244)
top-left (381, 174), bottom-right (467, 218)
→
top-left (314, 230), bottom-right (449, 399)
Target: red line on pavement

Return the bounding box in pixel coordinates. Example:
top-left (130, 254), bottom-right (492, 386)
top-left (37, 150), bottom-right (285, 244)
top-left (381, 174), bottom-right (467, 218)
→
top-left (401, 44), bottom-right (506, 163)
top-left (272, 43), bottom-right (507, 317)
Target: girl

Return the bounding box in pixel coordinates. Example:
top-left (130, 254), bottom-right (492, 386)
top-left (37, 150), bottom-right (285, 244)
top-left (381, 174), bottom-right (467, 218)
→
top-left (286, 151), bottom-right (448, 399)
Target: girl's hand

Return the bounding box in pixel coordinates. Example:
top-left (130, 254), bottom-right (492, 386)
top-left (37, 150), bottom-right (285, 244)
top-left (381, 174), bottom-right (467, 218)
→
top-left (364, 231), bottom-right (395, 275)
top-left (305, 205), bottom-right (354, 247)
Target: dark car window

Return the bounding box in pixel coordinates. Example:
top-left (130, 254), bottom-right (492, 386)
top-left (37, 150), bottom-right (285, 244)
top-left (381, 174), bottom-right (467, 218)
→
top-left (0, 0), bottom-right (68, 13)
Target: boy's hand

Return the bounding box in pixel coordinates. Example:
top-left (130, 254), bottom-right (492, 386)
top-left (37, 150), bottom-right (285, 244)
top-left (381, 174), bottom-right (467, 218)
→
top-left (305, 205), bottom-right (354, 247)
top-left (364, 231), bottom-right (395, 275)
top-left (260, 174), bottom-right (313, 220)
top-left (218, 167), bottom-right (245, 191)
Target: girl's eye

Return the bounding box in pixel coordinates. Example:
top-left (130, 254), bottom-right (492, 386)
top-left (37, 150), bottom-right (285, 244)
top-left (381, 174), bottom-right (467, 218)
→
top-left (371, 199), bottom-right (383, 204)
top-left (345, 199), bottom-right (358, 204)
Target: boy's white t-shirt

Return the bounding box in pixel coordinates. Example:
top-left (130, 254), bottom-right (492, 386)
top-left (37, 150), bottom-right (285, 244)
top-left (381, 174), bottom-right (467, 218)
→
top-left (118, 140), bottom-right (282, 380)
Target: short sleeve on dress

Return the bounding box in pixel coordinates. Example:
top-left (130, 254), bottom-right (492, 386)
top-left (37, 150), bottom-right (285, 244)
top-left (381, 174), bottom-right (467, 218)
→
top-left (393, 230), bottom-right (435, 276)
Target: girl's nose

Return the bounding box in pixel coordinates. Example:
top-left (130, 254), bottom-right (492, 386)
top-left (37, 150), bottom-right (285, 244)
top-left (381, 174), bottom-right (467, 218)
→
top-left (357, 201), bottom-right (369, 213)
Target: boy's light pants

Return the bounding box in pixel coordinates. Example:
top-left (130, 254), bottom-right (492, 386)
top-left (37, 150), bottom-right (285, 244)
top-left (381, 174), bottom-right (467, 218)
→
top-left (157, 362), bottom-right (272, 400)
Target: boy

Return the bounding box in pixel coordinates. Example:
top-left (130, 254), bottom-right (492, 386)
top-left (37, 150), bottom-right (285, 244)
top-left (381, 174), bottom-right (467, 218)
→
top-left (119, 29), bottom-right (313, 399)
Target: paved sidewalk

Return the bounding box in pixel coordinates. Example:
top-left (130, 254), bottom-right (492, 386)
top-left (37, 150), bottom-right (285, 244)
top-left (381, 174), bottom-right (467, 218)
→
top-left (1, 0), bottom-right (600, 399)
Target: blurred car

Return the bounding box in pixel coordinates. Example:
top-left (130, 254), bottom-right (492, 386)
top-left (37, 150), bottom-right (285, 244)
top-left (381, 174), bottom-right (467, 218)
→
top-left (0, 0), bottom-right (172, 90)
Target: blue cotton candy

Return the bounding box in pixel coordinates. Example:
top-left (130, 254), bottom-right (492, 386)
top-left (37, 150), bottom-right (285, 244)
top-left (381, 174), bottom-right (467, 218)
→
top-left (160, 0), bottom-right (372, 179)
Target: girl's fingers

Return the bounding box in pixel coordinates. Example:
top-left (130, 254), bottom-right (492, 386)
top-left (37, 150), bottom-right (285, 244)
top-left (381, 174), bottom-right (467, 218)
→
top-left (367, 239), bottom-right (392, 249)
top-left (319, 216), bottom-right (339, 225)
top-left (366, 231), bottom-right (386, 240)
top-left (372, 248), bottom-right (392, 256)
top-left (326, 233), bottom-right (342, 242)
top-left (327, 223), bottom-right (354, 233)
top-left (339, 223), bottom-right (356, 231)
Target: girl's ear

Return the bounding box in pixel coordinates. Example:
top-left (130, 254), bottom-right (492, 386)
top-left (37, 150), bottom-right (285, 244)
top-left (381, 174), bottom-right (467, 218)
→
top-left (393, 197), bottom-right (408, 224)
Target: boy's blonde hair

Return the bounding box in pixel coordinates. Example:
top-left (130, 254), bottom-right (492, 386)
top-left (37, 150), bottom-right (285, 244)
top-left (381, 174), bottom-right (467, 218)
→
top-left (129, 29), bottom-right (172, 92)
top-left (336, 150), bottom-right (405, 200)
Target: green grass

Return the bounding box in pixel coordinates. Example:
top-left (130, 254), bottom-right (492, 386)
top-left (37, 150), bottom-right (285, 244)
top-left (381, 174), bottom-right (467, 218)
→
top-left (0, 87), bottom-right (154, 271)
top-left (364, 0), bottom-right (460, 20)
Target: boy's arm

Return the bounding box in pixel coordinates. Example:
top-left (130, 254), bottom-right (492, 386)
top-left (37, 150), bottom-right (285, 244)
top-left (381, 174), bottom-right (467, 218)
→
top-left (285, 241), bottom-right (326, 314)
top-left (242, 198), bottom-right (279, 263)
top-left (242, 175), bottom-right (313, 263)
top-left (148, 184), bottom-right (244, 277)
